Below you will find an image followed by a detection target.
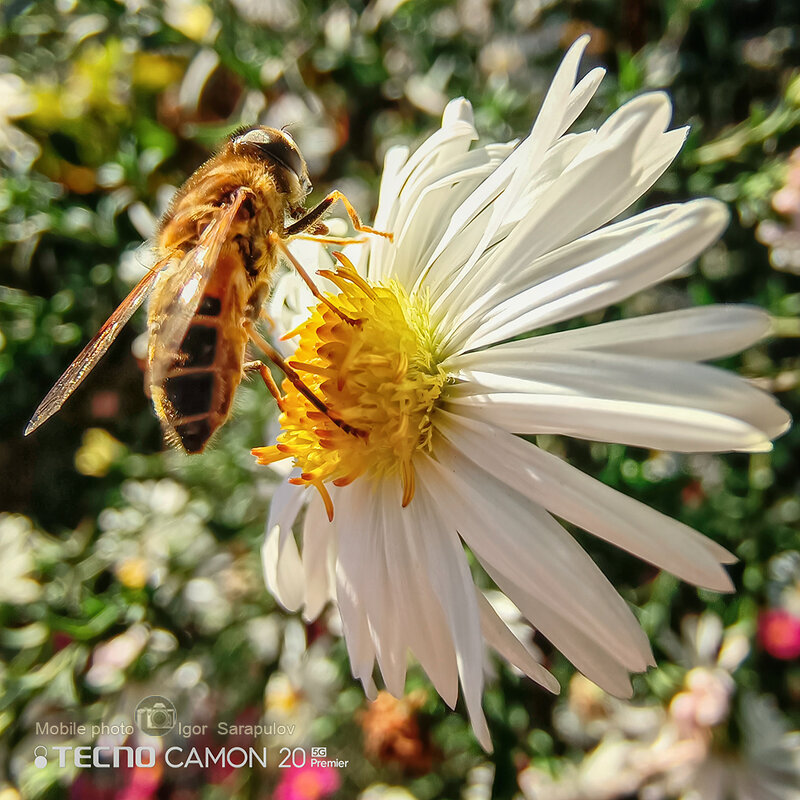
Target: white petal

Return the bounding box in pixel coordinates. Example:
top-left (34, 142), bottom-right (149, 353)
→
top-left (435, 411), bottom-right (736, 590)
top-left (506, 588), bottom-right (637, 697)
top-left (396, 147), bottom-right (513, 290)
top-left (447, 349), bottom-right (790, 450)
top-left (424, 440), bottom-right (654, 674)
top-left (371, 484), bottom-right (411, 697)
top-left (452, 305), bottom-right (771, 362)
top-left (583, 93), bottom-right (687, 227)
top-left (333, 480), bottom-right (379, 697)
top-left (448, 391), bottom-right (779, 454)
top-left (561, 65), bottom-right (607, 137)
top-left (334, 479), bottom-right (462, 706)
top-left (330, 479), bottom-right (462, 709)
top-left (367, 104), bottom-right (477, 284)
top-left (407, 141), bottom-right (518, 295)
top-left (301, 495), bottom-right (336, 622)
top-left (269, 252), bottom-right (337, 354)
top-left (495, 95), bottom-right (681, 273)
top-left (353, 482), bottom-right (407, 696)
top-left (457, 203), bottom-right (680, 322)
top-left (374, 144), bottom-right (409, 228)
top-left (413, 461), bottom-right (492, 749)
top-left (393, 487), bottom-right (460, 707)
top-left (426, 37), bottom-right (600, 314)
top-left (476, 590), bottom-right (560, 693)
top-left (440, 204), bottom-right (675, 353)
top-left (363, 144), bottom-right (409, 281)
top-left (332, 477), bottom-right (476, 726)
top-left (419, 459), bottom-right (652, 701)
top-left (436, 93), bottom-right (689, 338)
top-left (455, 199), bottom-right (729, 351)
top-left (261, 480), bottom-right (307, 612)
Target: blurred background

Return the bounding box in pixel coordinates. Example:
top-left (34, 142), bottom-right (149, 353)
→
top-left (1, 0), bottom-right (799, 798)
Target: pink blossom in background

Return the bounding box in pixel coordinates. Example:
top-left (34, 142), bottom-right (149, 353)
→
top-left (116, 765), bottom-right (162, 800)
top-left (274, 763), bottom-right (340, 800)
top-left (758, 608), bottom-right (800, 660)
top-left (52, 631), bottom-right (73, 651)
top-left (70, 773), bottom-right (116, 800)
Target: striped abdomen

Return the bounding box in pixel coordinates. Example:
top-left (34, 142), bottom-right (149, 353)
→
top-left (162, 295), bottom-right (244, 453)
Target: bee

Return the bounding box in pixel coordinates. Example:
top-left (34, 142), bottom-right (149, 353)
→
top-left (25, 126), bottom-right (390, 452)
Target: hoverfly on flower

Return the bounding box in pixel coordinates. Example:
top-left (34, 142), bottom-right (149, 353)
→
top-left (26, 127), bottom-right (389, 452)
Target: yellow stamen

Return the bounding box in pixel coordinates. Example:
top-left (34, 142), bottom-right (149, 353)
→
top-left (401, 459), bottom-right (415, 508)
top-left (314, 481), bottom-right (335, 521)
top-left (279, 320), bottom-right (306, 341)
top-left (251, 445), bottom-right (284, 465)
top-left (331, 252), bottom-right (379, 298)
top-left (259, 264), bottom-right (446, 514)
top-left (288, 361), bottom-right (338, 378)
top-left (315, 269), bottom-right (356, 295)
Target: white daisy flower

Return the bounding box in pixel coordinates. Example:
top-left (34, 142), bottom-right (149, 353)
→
top-left (253, 36), bottom-right (790, 749)
top-left (676, 694), bottom-right (800, 800)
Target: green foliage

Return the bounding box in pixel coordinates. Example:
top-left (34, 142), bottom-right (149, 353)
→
top-left (1, 1), bottom-right (798, 799)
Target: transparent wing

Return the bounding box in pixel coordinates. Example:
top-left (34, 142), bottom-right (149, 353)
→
top-left (25, 262), bottom-right (166, 435)
top-left (147, 190), bottom-right (247, 395)
top-left (26, 192), bottom-right (248, 437)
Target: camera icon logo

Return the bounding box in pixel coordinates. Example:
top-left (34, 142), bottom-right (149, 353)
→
top-left (135, 696), bottom-right (177, 736)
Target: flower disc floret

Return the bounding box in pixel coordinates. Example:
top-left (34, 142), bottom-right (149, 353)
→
top-left (253, 258), bottom-right (446, 516)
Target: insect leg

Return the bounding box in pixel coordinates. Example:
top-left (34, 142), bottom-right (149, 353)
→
top-left (243, 360), bottom-right (284, 409)
top-left (245, 323), bottom-right (366, 439)
top-left (258, 307), bottom-right (276, 333)
top-left (283, 190), bottom-right (393, 240)
top-left (290, 234), bottom-right (366, 246)
top-left (269, 233), bottom-right (361, 326)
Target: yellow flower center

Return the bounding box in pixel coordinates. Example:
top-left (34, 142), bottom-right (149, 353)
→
top-left (253, 256), bottom-right (446, 519)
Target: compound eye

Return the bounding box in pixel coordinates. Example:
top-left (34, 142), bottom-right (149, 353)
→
top-left (233, 127), bottom-right (305, 179)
